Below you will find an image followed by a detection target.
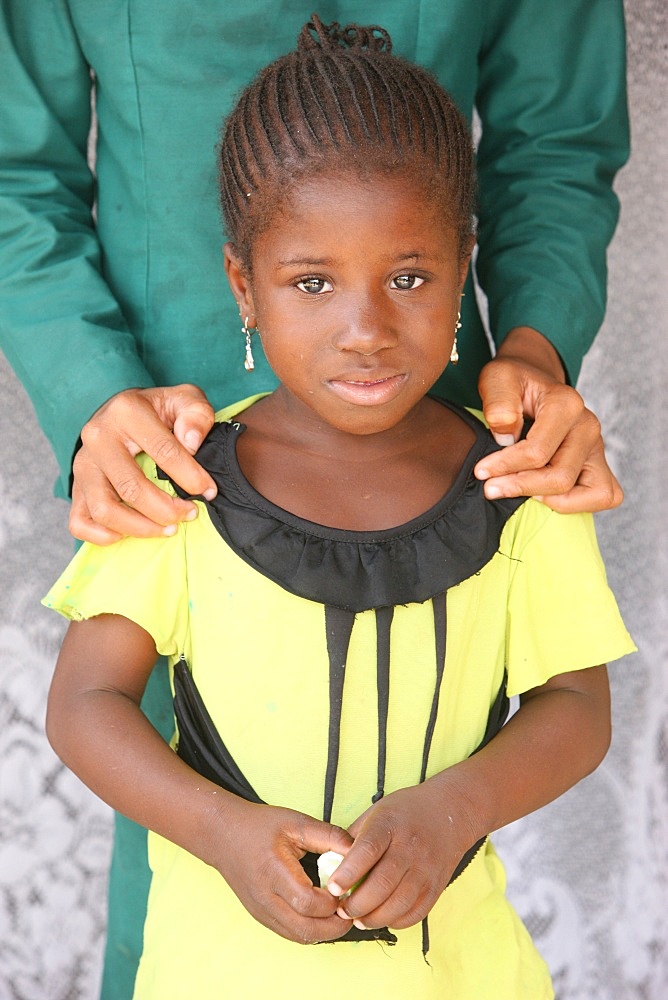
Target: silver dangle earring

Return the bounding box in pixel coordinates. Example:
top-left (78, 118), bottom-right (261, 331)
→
top-left (450, 311), bottom-right (462, 365)
top-left (242, 316), bottom-right (255, 372)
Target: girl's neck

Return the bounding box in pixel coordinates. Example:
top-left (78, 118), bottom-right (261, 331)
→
top-left (254, 387), bottom-right (436, 460)
top-left (234, 392), bottom-right (476, 531)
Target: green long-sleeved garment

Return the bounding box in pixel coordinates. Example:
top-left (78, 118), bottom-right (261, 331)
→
top-left (0, 0), bottom-right (629, 499)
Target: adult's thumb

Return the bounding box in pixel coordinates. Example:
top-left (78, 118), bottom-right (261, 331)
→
top-left (478, 362), bottom-right (524, 445)
top-left (168, 384), bottom-right (216, 454)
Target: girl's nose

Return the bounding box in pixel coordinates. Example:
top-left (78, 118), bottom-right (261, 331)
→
top-left (331, 297), bottom-right (398, 355)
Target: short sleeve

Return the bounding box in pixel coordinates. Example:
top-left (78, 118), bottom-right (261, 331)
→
top-left (42, 458), bottom-right (189, 657)
top-left (504, 502), bottom-right (636, 697)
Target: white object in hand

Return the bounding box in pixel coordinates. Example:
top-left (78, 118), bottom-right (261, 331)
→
top-left (317, 850), bottom-right (345, 891)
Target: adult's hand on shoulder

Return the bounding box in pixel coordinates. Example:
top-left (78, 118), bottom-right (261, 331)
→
top-left (474, 328), bottom-right (623, 513)
top-left (70, 385), bottom-right (216, 544)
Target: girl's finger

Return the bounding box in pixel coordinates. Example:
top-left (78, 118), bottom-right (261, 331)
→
top-left (325, 824), bottom-right (391, 899)
top-left (347, 871), bottom-right (436, 933)
top-left (269, 862), bottom-right (344, 921)
top-left (247, 888), bottom-right (349, 944)
top-left (338, 862), bottom-right (425, 928)
top-left (269, 816), bottom-right (354, 912)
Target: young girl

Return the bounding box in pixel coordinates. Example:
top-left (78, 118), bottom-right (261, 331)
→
top-left (44, 17), bottom-right (634, 999)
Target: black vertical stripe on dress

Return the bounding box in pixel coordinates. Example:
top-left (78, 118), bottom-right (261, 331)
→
top-left (372, 605), bottom-right (394, 804)
top-left (323, 605), bottom-right (355, 825)
top-left (420, 594), bottom-right (448, 784)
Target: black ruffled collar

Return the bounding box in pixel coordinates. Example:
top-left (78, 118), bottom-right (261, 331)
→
top-left (170, 400), bottom-right (527, 612)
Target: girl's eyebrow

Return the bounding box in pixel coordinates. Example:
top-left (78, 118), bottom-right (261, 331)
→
top-left (387, 249), bottom-right (449, 266)
top-left (394, 250), bottom-right (427, 263)
top-left (277, 255), bottom-right (334, 269)
top-left (276, 249), bottom-right (439, 269)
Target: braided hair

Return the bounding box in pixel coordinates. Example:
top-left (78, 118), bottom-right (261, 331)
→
top-left (219, 14), bottom-right (476, 269)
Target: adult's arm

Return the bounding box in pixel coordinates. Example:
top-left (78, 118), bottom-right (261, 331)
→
top-left (475, 0), bottom-right (629, 382)
top-left (472, 1), bottom-right (629, 508)
top-left (0, 1), bottom-right (213, 515)
top-left (0, 1), bottom-right (150, 496)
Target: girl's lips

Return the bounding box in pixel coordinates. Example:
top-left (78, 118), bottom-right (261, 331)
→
top-left (328, 373), bottom-right (407, 405)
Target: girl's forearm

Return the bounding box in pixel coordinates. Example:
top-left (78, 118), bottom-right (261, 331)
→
top-left (46, 615), bottom-right (239, 867)
top-left (46, 685), bottom-right (236, 869)
top-left (47, 678), bottom-right (355, 944)
top-left (427, 665), bottom-right (611, 847)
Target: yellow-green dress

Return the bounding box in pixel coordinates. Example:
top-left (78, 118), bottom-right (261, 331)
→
top-left (43, 398), bottom-right (635, 1000)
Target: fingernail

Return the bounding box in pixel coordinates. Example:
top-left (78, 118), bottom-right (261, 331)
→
top-left (353, 919), bottom-right (367, 931)
top-left (485, 484), bottom-right (502, 499)
top-left (162, 524), bottom-right (178, 536)
top-left (493, 433), bottom-right (516, 447)
top-left (327, 881), bottom-right (343, 897)
top-left (185, 507), bottom-right (198, 521)
top-left (202, 487), bottom-right (217, 501)
top-left (476, 466), bottom-right (490, 480)
top-left (336, 906), bottom-right (349, 919)
top-left (184, 431), bottom-right (202, 452)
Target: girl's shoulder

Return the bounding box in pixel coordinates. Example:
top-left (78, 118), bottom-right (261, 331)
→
top-left (214, 392), bottom-right (272, 424)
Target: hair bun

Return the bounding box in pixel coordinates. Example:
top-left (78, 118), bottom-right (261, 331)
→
top-left (299, 13), bottom-right (392, 53)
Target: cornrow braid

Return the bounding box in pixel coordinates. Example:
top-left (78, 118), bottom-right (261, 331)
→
top-left (219, 14), bottom-right (476, 269)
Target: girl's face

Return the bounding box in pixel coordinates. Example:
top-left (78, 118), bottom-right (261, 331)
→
top-left (225, 170), bottom-right (472, 438)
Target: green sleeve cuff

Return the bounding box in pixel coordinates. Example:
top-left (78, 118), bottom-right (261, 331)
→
top-left (491, 293), bottom-right (587, 387)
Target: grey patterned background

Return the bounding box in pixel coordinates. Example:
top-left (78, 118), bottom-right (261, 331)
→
top-left (0, 2), bottom-right (666, 997)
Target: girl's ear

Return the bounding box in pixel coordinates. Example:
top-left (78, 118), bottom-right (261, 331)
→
top-left (223, 243), bottom-right (256, 326)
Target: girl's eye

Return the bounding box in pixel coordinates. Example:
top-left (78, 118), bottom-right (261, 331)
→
top-left (296, 277), bottom-right (332, 294)
top-left (391, 274), bottom-right (425, 290)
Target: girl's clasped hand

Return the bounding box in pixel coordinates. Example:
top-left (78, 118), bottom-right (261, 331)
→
top-left (327, 782), bottom-right (474, 933)
top-left (212, 782), bottom-right (474, 942)
top-left (205, 798), bottom-right (353, 943)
